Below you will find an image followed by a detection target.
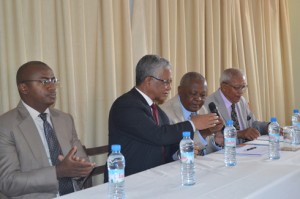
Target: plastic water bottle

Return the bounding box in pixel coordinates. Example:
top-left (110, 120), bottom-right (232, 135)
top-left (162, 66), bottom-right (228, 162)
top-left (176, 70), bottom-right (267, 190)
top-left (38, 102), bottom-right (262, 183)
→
top-left (291, 109), bottom-right (300, 144)
top-left (224, 120), bottom-right (237, 167)
top-left (292, 109), bottom-right (300, 128)
top-left (268, 117), bottom-right (280, 160)
top-left (180, 131), bottom-right (195, 186)
top-left (107, 144), bottom-right (126, 199)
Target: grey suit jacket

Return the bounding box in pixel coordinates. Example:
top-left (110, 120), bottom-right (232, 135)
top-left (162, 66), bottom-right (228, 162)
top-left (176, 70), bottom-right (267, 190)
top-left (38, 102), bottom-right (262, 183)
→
top-left (0, 102), bottom-right (88, 199)
top-left (204, 89), bottom-right (268, 136)
top-left (160, 94), bottom-right (219, 154)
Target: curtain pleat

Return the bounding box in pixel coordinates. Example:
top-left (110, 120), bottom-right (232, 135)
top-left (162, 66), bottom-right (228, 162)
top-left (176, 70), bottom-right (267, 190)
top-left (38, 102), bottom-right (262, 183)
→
top-left (0, 0), bottom-right (294, 184)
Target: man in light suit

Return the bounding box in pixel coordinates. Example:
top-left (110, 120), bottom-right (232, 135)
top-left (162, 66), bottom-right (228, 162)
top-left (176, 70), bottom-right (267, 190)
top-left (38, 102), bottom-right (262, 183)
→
top-left (0, 61), bottom-right (95, 199)
top-left (161, 72), bottom-right (224, 155)
top-left (204, 68), bottom-right (269, 144)
top-left (107, 55), bottom-right (220, 178)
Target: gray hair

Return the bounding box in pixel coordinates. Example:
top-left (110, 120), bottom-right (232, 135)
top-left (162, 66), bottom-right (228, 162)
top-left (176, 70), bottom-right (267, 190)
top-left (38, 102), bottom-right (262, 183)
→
top-left (135, 54), bottom-right (171, 86)
top-left (180, 72), bottom-right (206, 87)
top-left (220, 68), bottom-right (245, 84)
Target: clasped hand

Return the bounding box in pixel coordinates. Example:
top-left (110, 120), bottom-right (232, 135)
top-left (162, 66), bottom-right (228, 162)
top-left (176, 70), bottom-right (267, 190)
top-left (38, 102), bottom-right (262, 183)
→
top-left (56, 146), bottom-right (96, 179)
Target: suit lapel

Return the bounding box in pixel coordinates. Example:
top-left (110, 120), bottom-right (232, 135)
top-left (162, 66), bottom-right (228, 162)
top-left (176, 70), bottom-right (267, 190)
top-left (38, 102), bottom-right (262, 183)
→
top-left (214, 91), bottom-right (230, 122)
top-left (131, 88), bottom-right (158, 123)
top-left (17, 103), bottom-right (50, 166)
top-left (236, 102), bottom-right (246, 130)
top-left (50, 110), bottom-right (71, 156)
top-left (171, 95), bottom-right (186, 121)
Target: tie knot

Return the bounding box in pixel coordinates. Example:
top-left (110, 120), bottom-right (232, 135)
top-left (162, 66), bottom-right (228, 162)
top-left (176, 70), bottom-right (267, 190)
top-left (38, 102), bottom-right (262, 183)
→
top-left (151, 103), bottom-right (157, 110)
top-left (190, 112), bottom-right (197, 117)
top-left (39, 113), bottom-right (47, 122)
top-left (189, 112), bottom-right (197, 120)
top-left (231, 103), bottom-right (236, 110)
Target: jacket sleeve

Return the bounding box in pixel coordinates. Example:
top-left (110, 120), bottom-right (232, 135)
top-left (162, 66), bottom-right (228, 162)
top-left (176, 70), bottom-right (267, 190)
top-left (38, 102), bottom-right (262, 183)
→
top-left (0, 127), bottom-right (58, 197)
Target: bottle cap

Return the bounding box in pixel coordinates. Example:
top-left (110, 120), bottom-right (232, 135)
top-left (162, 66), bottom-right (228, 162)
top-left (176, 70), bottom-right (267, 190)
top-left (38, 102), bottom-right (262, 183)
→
top-left (182, 131), bottom-right (190, 137)
top-left (111, 144), bottom-right (121, 152)
top-left (294, 109), bottom-right (299, 114)
top-left (226, 120), bottom-right (233, 125)
top-left (270, 117), bottom-right (277, 122)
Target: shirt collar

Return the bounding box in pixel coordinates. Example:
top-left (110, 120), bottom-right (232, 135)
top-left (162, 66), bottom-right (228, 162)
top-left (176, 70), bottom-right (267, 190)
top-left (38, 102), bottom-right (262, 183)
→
top-left (135, 87), bottom-right (154, 106)
top-left (178, 96), bottom-right (194, 120)
top-left (219, 89), bottom-right (232, 110)
top-left (21, 100), bottom-right (50, 120)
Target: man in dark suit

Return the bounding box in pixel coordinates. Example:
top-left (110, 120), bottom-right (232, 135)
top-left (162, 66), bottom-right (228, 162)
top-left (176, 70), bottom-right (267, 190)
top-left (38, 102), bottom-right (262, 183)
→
top-left (108, 55), bottom-right (220, 177)
top-left (204, 68), bottom-right (269, 144)
top-left (0, 61), bottom-right (95, 199)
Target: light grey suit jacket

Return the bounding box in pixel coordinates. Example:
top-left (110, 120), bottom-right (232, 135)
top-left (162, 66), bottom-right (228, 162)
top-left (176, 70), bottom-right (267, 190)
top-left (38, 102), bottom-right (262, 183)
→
top-left (160, 94), bottom-right (219, 154)
top-left (204, 89), bottom-right (268, 136)
top-left (0, 102), bottom-right (88, 199)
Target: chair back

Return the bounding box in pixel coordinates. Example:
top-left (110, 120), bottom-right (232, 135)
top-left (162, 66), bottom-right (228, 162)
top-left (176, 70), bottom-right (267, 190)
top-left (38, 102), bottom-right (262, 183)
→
top-left (81, 145), bottom-right (109, 188)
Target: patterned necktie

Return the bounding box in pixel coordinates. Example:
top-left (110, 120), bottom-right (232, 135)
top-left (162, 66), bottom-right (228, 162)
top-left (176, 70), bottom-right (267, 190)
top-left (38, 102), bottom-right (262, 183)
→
top-left (189, 112), bottom-right (206, 156)
top-left (39, 113), bottom-right (74, 196)
top-left (231, 104), bottom-right (240, 131)
top-left (151, 103), bottom-right (159, 125)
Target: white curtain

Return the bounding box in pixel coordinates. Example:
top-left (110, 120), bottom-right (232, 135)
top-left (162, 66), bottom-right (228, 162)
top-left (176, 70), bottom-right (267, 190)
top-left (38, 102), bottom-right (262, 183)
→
top-left (132, 0), bottom-right (294, 125)
top-left (0, 0), bottom-right (294, 184)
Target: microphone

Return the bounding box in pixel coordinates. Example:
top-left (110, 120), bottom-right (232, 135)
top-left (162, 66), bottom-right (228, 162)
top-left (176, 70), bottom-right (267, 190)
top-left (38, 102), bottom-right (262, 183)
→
top-left (208, 102), bottom-right (225, 133)
top-left (208, 102), bottom-right (220, 117)
top-left (247, 115), bottom-right (252, 121)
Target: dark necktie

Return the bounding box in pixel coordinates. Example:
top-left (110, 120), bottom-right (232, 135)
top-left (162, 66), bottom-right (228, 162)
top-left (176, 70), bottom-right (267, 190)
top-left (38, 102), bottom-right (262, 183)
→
top-left (151, 104), bottom-right (165, 162)
top-left (151, 103), bottom-right (159, 125)
top-left (231, 104), bottom-right (240, 130)
top-left (39, 113), bottom-right (74, 196)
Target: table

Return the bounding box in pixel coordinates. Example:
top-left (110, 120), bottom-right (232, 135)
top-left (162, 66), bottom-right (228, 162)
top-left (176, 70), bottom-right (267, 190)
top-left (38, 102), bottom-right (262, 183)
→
top-left (57, 139), bottom-right (300, 199)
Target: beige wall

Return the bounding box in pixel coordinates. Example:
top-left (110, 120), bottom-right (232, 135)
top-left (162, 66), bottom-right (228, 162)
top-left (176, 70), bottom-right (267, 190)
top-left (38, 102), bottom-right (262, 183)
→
top-left (289, 0), bottom-right (300, 109)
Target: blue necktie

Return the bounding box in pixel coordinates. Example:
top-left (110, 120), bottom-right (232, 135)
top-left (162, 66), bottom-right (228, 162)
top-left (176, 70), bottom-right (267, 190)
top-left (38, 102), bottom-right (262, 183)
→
top-left (190, 112), bottom-right (206, 156)
top-left (39, 113), bottom-right (74, 195)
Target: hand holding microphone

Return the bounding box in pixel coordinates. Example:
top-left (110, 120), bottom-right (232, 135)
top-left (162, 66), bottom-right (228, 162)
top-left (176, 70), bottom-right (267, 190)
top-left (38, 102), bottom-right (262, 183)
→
top-left (208, 102), bottom-right (220, 117)
top-left (190, 113), bottom-right (219, 130)
top-left (208, 102), bottom-right (225, 133)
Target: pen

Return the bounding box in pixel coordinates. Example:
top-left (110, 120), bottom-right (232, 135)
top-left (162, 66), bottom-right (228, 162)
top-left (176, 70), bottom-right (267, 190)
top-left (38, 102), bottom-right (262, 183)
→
top-left (246, 147), bottom-right (257, 151)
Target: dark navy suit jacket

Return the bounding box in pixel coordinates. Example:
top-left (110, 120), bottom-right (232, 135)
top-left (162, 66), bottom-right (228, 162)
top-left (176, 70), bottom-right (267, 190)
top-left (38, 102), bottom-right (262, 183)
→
top-left (108, 88), bottom-right (194, 177)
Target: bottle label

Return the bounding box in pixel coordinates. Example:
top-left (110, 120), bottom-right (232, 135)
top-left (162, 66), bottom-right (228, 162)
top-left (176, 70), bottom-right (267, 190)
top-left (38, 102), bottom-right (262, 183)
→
top-left (225, 137), bottom-right (236, 147)
top-left (108, 169), bottom-right (125, 183)
top-left (269, 133), bottom-right (280, 142)
top-left (292, 121), bottom-right (300, 128)
top-left (181, 152), bottom-right (194, 164)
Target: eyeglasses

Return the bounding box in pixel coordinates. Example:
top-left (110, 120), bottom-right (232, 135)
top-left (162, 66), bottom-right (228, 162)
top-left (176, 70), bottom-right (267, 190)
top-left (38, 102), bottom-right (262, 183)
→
top-left (21, 77), bottom-right (60, 86)
top-left (223, 82), bottom-right (247, 91)
top-left (149, 76), bottom-right (172, 86)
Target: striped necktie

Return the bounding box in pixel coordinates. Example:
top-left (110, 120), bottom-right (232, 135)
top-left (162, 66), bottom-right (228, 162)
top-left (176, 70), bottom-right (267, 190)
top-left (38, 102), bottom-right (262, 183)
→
top-left (39, 113), bottom-right (74, 195)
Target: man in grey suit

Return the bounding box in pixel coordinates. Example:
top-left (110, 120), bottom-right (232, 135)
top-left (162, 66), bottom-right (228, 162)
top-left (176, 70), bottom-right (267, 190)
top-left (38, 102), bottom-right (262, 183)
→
top-left (204, 68), bottom-right (269, 144)
top-left (0, 61), bottom-right (95, 199)
top-left (161, 72), bottom-right (224, 156)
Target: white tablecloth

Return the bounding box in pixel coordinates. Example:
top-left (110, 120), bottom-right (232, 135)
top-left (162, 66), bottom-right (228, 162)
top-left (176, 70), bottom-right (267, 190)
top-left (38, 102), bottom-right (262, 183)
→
top-left (57, 139), bottom-right (300, 199)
